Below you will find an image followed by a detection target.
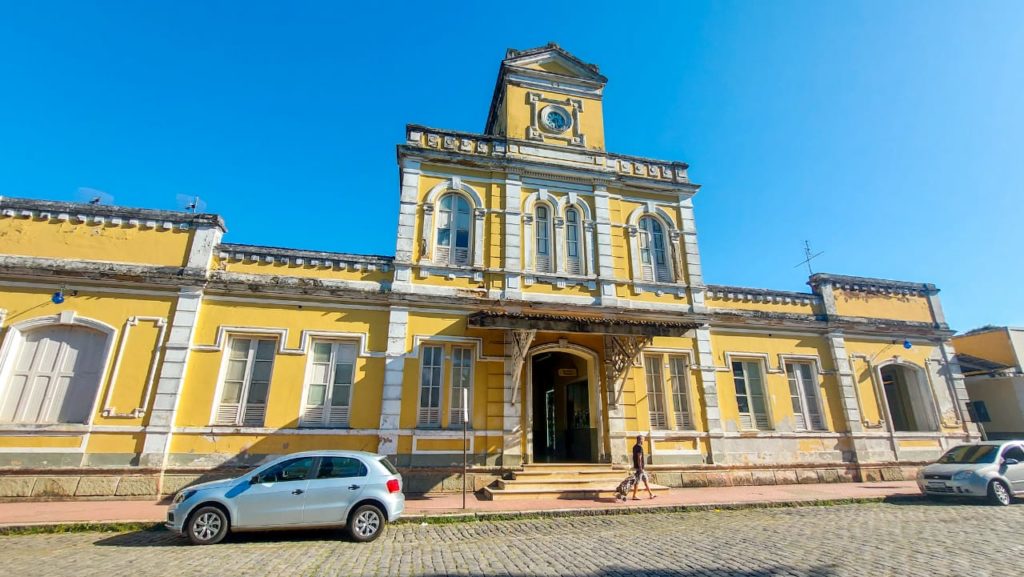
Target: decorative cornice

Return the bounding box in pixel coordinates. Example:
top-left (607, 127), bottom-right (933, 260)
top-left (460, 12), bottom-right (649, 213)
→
top-left (809, 273), bottom-right (938, 296)
top-left (706, 284), bottom-right (820, 306)
top-left (0, 196), bottom-right (226, 231)
top-left (403, 125), bottom-right (693, 192)
top-left (217, 243), bottom-right (392, 272)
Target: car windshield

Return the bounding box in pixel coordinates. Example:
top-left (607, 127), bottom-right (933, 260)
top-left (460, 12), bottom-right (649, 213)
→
top-left (937, 445), bottom-right (998, 464)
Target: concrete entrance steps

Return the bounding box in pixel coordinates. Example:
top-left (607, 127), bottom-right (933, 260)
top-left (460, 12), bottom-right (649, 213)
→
top-left (481, 463), bottom-right (670, 501)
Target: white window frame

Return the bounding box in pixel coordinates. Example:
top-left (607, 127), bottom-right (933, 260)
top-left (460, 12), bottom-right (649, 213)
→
top-left (534, 203), bottom-right (554, 273)
top-left (731, 359), bottom-right (771, 431)
top-left (668, 355), bottom-right (694, 430)
top-left (564, 207), bottom-right (585, 275)
top-left (448, 346), bottom-right (473, 428)
top-left (643, 354), bottom-right (669, 430)
top-left (418, 344), bottom-right (444, 427)
top-left (638, 216), bottom-right (671, 282)
top-left (213, 337), bottom-right (276, 427)
top-left (785, 361), bottom-right (826, 431)
top-left (300, 340), bottom-right (358, 428)
top-left (434, 192), bottom-right (472, 266)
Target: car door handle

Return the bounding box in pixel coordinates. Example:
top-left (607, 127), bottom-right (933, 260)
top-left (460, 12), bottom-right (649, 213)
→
top-left (292, 489), bottom-right (305, 495)
top-left (348, 485), bottom-right (360, 490)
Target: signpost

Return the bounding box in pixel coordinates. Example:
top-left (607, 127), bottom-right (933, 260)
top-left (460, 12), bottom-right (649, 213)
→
top-left (462, 388), bottom-right (468, 510)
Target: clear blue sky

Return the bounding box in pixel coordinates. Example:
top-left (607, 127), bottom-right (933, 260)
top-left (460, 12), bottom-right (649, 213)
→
top-left (2, 1), bottom-right (1021, 332)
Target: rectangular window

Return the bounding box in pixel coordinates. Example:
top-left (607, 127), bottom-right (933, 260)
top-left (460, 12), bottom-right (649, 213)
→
top-left (216, 337), bottom-right (275, 426)
top-left (668, 356), bottom-right (693, 430)
top-left (302, 341), bottom-right (357, 428)
top-left (645, 355), bottom-right (668, 430)
top-left (448, 346), bottom-right (473, 427)
top-left (786, 361), bottom-right (825, 431)
top-left (732, 360), bottom-right (770, 430)
top-left (418, 345), bottom-right (443, 426)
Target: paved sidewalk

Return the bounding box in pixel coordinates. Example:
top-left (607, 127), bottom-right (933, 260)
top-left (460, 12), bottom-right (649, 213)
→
top-left (0, 480), bottom-right (920, 528)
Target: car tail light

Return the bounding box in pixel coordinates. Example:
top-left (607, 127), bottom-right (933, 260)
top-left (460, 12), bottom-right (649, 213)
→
top-left (386, 478), bottom-right (401, 493)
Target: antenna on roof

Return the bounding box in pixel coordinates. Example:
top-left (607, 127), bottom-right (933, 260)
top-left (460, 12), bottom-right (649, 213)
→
top-left (794, 240), bottom-right (824, 275)
top-left (176, 194), bottom-right (207, 214)
top-left (75, 187), bottom-right (114, 206)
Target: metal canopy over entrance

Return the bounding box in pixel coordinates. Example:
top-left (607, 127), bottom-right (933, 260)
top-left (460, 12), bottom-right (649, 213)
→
top-left (467, 311), bottom-right (703, 337)
top-left (469, 311), bottom-right (706, 464)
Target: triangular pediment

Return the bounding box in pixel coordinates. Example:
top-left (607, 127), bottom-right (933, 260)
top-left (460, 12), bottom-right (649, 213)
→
top-left (502, 43), bottom-right (607, 84)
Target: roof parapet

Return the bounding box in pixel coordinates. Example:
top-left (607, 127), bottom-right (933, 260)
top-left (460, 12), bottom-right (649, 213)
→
top-left (808, 273), bottom-right (938, 296)
top-left (0, 196), bottom-right (226, 232)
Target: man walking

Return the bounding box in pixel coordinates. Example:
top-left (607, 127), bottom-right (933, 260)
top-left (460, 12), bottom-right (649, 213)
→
top-left (631, 434), bottom-right (655, 500)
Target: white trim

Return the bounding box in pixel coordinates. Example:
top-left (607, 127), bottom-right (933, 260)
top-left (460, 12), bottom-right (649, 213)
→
top-left (193, 326), bottom-right (384, 357)
top-left (0, 279), bottom-right (177, 298)
top-left (171, 426), bottom-right (505, 436)
top-left (101, 316), bottom-right (167, 418)
top-left (875, 360), bottom-right (942, 434)
top-left (407, 335), bottom-right (503, 363)
top-left (524, 341), bottom-right (605, 463)
top-left (202, 294), bottom-right (390, 312)
top-left (0, 313), bottom-right (119, 428)
top-left (721, 351), bottom-right (784, 374)
top-left (298, 340), bottom-right (358, 428)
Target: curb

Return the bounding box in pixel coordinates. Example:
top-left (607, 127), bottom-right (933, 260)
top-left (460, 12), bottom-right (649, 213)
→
top-left (0, 494), bottom-right (925, 535)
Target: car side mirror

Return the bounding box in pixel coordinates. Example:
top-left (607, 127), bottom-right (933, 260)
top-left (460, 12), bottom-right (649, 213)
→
top-left (1005, 458), bottom-right (1020, 466)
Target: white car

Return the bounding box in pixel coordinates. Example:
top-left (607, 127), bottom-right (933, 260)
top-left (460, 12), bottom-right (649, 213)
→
top-left (917, 441), bottom-right (1024, 505)
top-left (166, 450), bottom-right (404, 544)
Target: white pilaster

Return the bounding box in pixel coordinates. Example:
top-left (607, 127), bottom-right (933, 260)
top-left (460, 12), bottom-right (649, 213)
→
top-left (503, 174), bottom-right (523, 299)
top-left (377, 307), bottom-right (410, 455)
top-left (693, 327), bottom-right (724, 462)
top-left (392, 159), bottom-right (421, 293)
top-left (593, 185), bottom-right (618, 306)
top-left (677, 198), bottom-right (707, 312)
top-left (141, 287), bottom-right (204, 470)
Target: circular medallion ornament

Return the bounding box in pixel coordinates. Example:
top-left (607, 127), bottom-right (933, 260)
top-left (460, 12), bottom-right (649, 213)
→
top-left (540, 105), bottom-right (572, 133)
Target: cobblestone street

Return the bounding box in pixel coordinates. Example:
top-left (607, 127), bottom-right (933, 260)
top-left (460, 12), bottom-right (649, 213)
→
top-left (4, 502), bottom-right (1020, 577)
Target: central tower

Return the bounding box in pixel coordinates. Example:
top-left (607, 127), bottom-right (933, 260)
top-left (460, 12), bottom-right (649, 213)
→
top-left (484, 43), bottom-right (608, 151)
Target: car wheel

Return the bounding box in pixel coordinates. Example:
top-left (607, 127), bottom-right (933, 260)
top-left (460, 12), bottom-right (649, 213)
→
top-left (347, 504), bottom-right (386, 543)
top-left (186, 506), bottom-right (229, 545)
top-left (987, 480), bottom-right (1012, 506)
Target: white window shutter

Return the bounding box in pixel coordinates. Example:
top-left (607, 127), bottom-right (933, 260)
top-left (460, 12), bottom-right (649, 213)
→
top-left (216, 403), bottom-right (241, 426)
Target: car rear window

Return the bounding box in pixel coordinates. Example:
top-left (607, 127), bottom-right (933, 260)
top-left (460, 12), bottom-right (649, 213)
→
top-left (938, 445), bottom-right (998, 464)
top-left (378, 457), bottom-right (399, 475)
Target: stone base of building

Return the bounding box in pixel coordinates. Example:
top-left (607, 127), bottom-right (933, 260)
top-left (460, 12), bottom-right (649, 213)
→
top-left (0, 463), bottom-right (925, 501)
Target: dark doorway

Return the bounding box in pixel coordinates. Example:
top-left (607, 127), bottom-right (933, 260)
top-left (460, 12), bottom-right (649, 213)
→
top-left (531, 351), bottom-right (594, 462)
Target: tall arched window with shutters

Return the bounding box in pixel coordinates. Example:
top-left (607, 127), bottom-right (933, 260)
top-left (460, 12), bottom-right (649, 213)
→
top-left (435, 193), bottom-right (471, 266)
top-left (565, 207), bottom-right (583, 275)
top-left (534, 204), bottom-right (553, 273)
top-left (638, 216), bottom-right (671, 282)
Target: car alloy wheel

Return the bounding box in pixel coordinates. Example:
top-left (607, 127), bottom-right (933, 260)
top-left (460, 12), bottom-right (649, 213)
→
top-left (989, 481), bottom-right (1012, 506)
top-left (348, 504), bottom-right (385, 542)
top-left (187, 506), bottom-right (229, 545)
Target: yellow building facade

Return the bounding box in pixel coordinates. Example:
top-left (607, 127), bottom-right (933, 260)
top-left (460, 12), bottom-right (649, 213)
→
top-left (0, 44), bottom-right (978, 497)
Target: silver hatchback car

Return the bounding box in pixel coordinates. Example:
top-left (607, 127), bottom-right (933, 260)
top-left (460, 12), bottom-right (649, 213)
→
top-left (166, 450), bottom-right (404, 544)
top-left (917, 441), bottom-right (1024, 505)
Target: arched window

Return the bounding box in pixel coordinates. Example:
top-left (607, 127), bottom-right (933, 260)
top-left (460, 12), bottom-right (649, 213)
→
top-left (1, 325), bottom-right (106, 424)
top-left (880, 364), bottom-right (938, 432)
top-left (535, 204), bottom-right (553, 273)
top-left (638, 216), bottom-right (671, 282)
top-left (436, 193), bottom-right (471, 266)
top-left (565, 208), bottom-right (583, 275)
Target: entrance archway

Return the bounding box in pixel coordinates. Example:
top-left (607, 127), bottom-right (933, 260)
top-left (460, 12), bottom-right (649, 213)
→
top-left (879, 363), bottom-right (939, 432)
top-left (525, 343), bottom-right (603, 463)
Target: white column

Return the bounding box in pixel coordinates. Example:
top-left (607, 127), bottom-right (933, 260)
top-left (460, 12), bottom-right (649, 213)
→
top-left (593, 185), bottom-right (618, 306)
top-left (392, 158), bottom-right (421, 293)
top-left (377, 307), bottom-right (410, 456)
